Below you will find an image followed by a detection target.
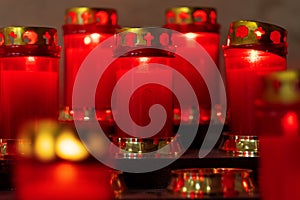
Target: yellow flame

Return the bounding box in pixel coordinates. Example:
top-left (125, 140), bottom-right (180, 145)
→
top-left (139, 57), bottom-right (149, 63)
top-left (27, 56), bottom-right (36, 63)
top-left (84, 33), bottom-right (101, 45)
top-left (185, 32), bottom-right (198, 39)
top-left (248, 50), bottom-right (259, 63)
top-left (34, 131), bottom-right (56, 162)
top-left (56, 131), bottom-right (89, 161)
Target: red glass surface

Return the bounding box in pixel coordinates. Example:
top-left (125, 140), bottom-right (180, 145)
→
top-left (96, 56), bottom-right (174, 139)
top-left (170, 54), bottom-right (211, 125)
top-left (165, 32), bottom-right (220, 125)
top-left (224, 48), bottom-right (286, 135)
top-left (260, 136), bottom-right (300, 200)
top-left (255, 103), bottom-right (300, 136)
top-left (183, 32), bottom-right (220, 66)
top-left (0, 57), bottom-right (59, 139)
top-left (63, 32), bottom-right (112, 108)
top-left (15, 161), bottom-right (114, 200)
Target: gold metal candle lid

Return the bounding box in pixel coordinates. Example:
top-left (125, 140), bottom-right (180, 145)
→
top-left (166, 7), bottom-right (218, 25)
top-left (262, 70), bottom-right (300, 104)
top-left (114, 27), bottom-right (175, 57)
top-left (0, 26), bottom-right (58, 46)
top-left (65, 7), bottom-right (117, 26)
top-left (116, 27), bottom-right (173, 47)
top-left (225, 20), bottom-right (287, 46)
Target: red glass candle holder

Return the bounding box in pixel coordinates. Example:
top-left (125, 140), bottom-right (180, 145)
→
top-left (255, 70), bottom-right (300, 136)
top-left (259, 136), bottom-right (300, 200)
top-left (164, 7), bottom-right (221, 125)
top-left (164, 7), bottom-right (220, 66)
top-left (220, 20), bottom-right (287, 155)
top-left (99, 27), bottom-right (179, 155)
top-left (62, 7), bottom-right (119, 119)
top-left (15, 120), bottom-right (118, 200)
top-left (0, 26), bottom-right (60, 139)
top-left (256, 72), bottom-right (300, 200)
top-left (224, 21), bottom-right (287, 135)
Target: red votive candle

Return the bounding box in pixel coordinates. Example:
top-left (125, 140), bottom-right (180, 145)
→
top-left (99, 28), bottom-right (176, 153)
top-left (255, 70), bottom-right (300, 136)
top-left (0, 26), bottom-right (60, 139)
top-left (164, 7), bottom-right (221, 124)
top-left (62, 7), bottom-right (119, 119)
top-left (255, 70), bottom-right (300, 199)
top-left (260, 137), bottom-right (300, 200)
top-left (15, 120), bottom-right (115, 200)
top-left (223, 20), bottom-right (287, 136)
top-left (105, 28), bottom-right (174, 138)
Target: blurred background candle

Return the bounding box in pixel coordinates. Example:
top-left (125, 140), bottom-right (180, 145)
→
top-left (0, 26), bottom-right (60, 140)
top-left (222, 20), bottom-right (287, 144)
top-left (61, 7), bottom-right (119, 126)
top-left (259, 137), bottom-right (300, 200)
top-left (255, 70), bottom-right (300, 136)
top-left (255, 71), bottom-right (300, 200)
top-left (15, 120), bottom-right (118, 200)
top-left (164, 7), bottom-right (221, 125)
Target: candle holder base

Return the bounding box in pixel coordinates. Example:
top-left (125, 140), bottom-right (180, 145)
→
top-left (218, 132), bottom-right (259, 157)
top-left (168, 168), bottom-right (256, 198)
top-left (109, 137), bottom-right (181, 158)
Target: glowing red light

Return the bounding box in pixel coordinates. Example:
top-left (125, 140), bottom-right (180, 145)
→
top-left (22, 31), bottom-right (38, 44)
top-left (179, 12), bottom-right (190, 23)
top-left (281, 112), bottom-right (299, 136)
top-left (8, 31), bottom-right (17, 44)
top-left (42, 31), bottom-right (51, 45)
top-left (166, 11), bottom-right (175, 23)
top-left (0, 33), bottom-right (4, 45)
top-left (236, 25), bottom-right (249, 38)
top-left (67, 11), bottom-right (77, 24)
top-left (242, 180), bottom-right (249, 192)
top-left (110, 13), bottom-right (117, 25)
top-left (81, 11), bottom-right (92, 24)
top-left (96, 11), bottom-right (108, 25)
top-left (210, 11), bottom-right (217, 24)
top-left (193, 10), bottom-right (207, 23)
top-left (270, 30), bottom-right (281, 44)
top-left (174, 178), bottom-right (184, 192)
top-left (229, 23), bottom-right (233, 33)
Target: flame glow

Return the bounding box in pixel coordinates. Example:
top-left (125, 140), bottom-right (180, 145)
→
top-left (282, 112), bottom-right (299, 136)
top-left (56, 131), bottom-right (89, 161)
top-left (248, 50), bottom-right (259, 63)
top-left (34, 131), bottom-right (56, 162)
top-left (185, 33), bottom-right (198, 39)
top-left (84, 33), bottom-right (101, 45)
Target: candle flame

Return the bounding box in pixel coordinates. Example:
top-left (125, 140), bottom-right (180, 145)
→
top-left (27, 56), bottom-right (36, 63)
top-left (139, 57), bottom-right (149, 63)
top-left (248, 50), bottom-right (259, 63)
top-left (84, 33), bottom-right (101, 45)
top-left (185, 33), bottom-right (198, 39)
top-left (56, 131), bottom-right (89, 161)
top-left (34, 131), bottom-right (56, 162)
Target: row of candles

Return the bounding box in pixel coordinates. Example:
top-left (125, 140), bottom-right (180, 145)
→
top-left (0, 6), bottom-right (294, 152)
top-left (0, 5), bottom-right (298, 200)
